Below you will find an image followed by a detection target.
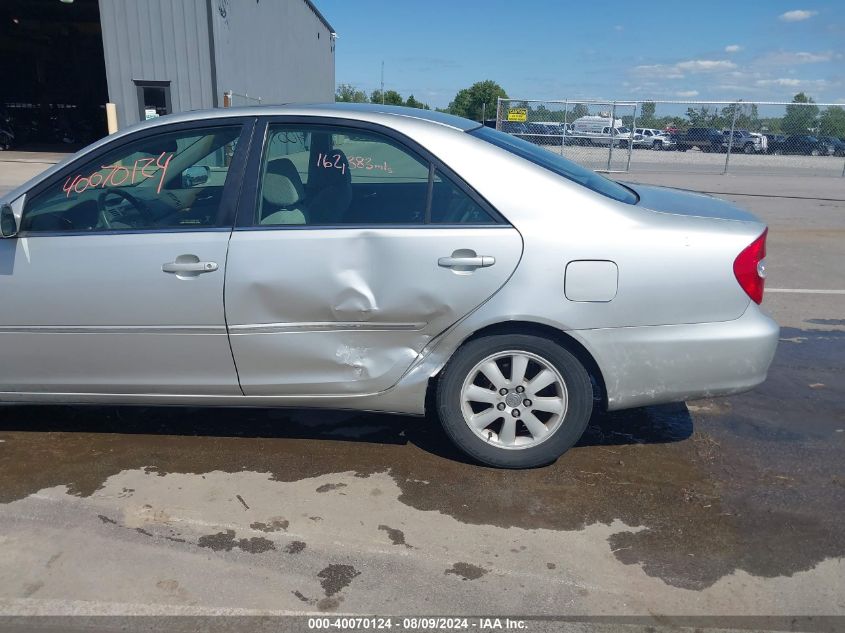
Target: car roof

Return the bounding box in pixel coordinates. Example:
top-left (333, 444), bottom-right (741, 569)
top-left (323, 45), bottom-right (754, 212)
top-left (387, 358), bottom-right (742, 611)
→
top-left (126, 102), bottom-right (482, 134)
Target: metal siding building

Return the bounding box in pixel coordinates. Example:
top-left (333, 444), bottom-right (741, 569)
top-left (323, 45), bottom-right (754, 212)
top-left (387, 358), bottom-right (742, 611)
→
top-left (98, 0), bottom-right (335, 128)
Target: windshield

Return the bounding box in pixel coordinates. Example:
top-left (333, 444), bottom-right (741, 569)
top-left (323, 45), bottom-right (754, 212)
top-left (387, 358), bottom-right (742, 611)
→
top-left (616, 127), bottom-right (630, 134)
top-left (469, 126), bottom-right (638, 205)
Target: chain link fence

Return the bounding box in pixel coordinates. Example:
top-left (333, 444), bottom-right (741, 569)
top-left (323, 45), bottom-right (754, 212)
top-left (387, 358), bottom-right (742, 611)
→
top-left (496, 98), bottom-right (845, 177)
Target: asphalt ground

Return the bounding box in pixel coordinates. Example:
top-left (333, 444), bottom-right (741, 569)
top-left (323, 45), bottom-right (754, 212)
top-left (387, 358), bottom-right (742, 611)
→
top-left (0, 155), bottom-right (843, 631)
top-left (550, 144), bottom-right (845, 178)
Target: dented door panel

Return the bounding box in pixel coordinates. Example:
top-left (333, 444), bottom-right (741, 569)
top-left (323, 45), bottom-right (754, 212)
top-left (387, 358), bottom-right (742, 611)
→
top-left (225, 227), bottom-right (523, 395)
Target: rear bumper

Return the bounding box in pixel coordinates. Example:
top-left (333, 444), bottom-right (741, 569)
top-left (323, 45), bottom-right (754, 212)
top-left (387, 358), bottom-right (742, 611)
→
top-left (577, 303), bottom-right (780, 411)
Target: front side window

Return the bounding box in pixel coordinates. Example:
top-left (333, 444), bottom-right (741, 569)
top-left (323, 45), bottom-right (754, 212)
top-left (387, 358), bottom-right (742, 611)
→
top-left (254, 124), bottom-right (496, 227)
top-left (21, 125), bottom-right (242, 234)
top-left (469, 126), bottom-right (638, 205)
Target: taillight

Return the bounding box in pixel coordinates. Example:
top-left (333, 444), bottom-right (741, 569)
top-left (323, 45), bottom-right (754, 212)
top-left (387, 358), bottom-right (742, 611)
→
top-left (733, 228), bottom-right (767, 304)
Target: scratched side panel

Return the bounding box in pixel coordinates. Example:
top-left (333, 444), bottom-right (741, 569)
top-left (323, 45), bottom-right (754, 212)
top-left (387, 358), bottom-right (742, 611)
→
top-left (224, 227), bottom-right (523, 395)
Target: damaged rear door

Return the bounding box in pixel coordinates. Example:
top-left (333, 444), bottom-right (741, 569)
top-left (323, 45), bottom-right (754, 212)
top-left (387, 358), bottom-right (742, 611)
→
top-left (224, 119), bottom-right (523, 396)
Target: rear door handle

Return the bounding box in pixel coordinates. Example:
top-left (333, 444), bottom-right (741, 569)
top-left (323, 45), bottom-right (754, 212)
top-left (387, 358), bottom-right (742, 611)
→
top-left (438, 256), bottom-right (495, 269)
top-left (162, 261), bottom-right (218, 274)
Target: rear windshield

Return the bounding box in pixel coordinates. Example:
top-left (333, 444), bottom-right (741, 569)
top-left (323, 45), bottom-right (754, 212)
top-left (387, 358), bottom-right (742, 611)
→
top-left (469, 126), bottom-right (638, 205)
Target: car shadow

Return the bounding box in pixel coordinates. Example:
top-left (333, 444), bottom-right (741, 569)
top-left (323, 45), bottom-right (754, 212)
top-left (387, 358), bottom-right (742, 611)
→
top-left (0, 400), bottom-right (693, 465)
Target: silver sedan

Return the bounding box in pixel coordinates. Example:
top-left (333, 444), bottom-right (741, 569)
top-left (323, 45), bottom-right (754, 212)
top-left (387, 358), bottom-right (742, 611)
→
top-left (0, 104), bottom-right (778, 468)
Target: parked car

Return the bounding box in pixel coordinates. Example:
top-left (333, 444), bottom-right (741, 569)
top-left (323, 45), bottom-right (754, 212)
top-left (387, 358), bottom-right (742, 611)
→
top-left (764, 134), bottom-right (787, 154)
top-left (521, 122), bottom-right (564, 147)
top-left (675, 128), bottom-right (727, 152)
top-left (782, 135), bottom-right (834, 156)
top-left (748, 132), bottom-right (768, 154)
top-left (634, 128), bottom-right (675, 150)
top-left (817, 136), bottom-right (845, 157)
top-left (722, 130), bottom-right (766, 154)
top-left (0, 103), bottom-right (778, 468)
top-left (500, 121), bottom-right (527, 135)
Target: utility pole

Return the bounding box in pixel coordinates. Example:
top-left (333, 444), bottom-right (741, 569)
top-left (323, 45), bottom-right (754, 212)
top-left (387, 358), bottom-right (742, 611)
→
top-left (380, 61), bottom-right (385, 104)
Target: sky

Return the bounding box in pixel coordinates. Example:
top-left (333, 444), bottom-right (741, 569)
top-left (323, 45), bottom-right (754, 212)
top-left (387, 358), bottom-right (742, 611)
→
top-left (316, 0), bottom-right (845, 109)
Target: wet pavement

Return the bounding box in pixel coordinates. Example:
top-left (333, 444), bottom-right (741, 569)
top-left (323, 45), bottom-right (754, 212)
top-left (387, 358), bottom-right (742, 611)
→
top-left (0, 324), bottom-right (843, 617)
top-left (0, 172), bottom-right (843, 623)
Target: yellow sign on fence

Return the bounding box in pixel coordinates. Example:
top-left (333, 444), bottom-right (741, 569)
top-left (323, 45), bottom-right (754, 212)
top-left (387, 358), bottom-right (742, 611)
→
top-left (507, 108), bottom-right (527, 122)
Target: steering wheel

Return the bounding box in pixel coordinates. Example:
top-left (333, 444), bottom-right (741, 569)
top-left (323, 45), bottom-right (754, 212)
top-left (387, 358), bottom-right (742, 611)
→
top-left (97, 188), bottom-right (154, 229)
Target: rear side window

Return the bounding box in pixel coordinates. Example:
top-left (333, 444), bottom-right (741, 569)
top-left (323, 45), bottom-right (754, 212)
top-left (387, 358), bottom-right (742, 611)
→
top-left (253, 123), bottom-right (499, 226)
top-left (430, 169), bottom-right (495, 225)
top-left (470, 126), bottom-right (638, 205)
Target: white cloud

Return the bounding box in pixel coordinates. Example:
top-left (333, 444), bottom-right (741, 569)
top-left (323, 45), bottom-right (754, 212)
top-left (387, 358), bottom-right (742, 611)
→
top-left (628, 51), bottom-right (843, 101)
top-left (614, 24), bottom-right (624, 31)
top-left (725, 45), bottom-right (742, 53)
top-left (779, 9), bottom-right (818, 22)
top-left (632, 59), bottom-right (735, 78)
top-left (755, 78), bottom-right (829, 89)
top-left (757, 50), bottom-right (834, 65)
top-left (757, 78), bottom-right (803, 87)
top-left (632, 64), bottom-right (684, 79)
top-left (793, 51), bottom-right (832, 63)
top-left (676, 59), bottom-right (737, 72)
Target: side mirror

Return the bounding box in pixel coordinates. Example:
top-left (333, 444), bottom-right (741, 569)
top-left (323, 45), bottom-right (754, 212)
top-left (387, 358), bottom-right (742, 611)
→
top-left (0, 203), bottom-right (17, 238)
top-left (182, 165), bottom-right (210, 188)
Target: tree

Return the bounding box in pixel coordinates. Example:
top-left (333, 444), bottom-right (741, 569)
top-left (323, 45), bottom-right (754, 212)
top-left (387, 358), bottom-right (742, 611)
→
top-left (404, 94), bottom-right (430, 110)
top-left (718, 102), bottom-right (760, 131)
top-left (638, 101), bottom-right (657, 127)
top-left (819, 106), bottom-right (845, 137)
top-left (686, 106), bottom-right (713, 127)
top-left (738, 103), bottom-right (760, 131)
top-left (759, 117), bottom-right (782, 133)
top-left (335, 84), bottom-right (368, 103)
top-left (369, 89), bottom-right (404, 106)
top-left (782, 93), bottom-right (819, 134)
top-left (531, 104), bottom-right (567, 123)
top-left (447, 80), bottom-right (508, 121)
top-left (570, 103), bottom-right (590, 120)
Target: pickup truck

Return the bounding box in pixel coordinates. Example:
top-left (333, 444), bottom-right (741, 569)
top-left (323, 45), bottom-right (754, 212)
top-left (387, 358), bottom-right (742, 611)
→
top-left (722, 129), bottom-right (766, 154)
top-left (675, 128), bottom-right (727, 153)
top-left (634, 128), bottom-right (676, 150)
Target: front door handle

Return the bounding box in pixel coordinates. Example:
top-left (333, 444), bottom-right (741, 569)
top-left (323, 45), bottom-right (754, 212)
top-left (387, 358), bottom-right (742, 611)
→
top-left (438, 255), bottom-right (495, 269)
top-left (162, 260), bottom-right (218, 274)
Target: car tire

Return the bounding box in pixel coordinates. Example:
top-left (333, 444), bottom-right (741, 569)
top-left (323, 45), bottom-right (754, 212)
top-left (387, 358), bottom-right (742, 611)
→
top-left (653, 141), bottom-right (663, 151)
top-left (743, 143), bottom-right (754, 154)
top-left (435, 334), bottom-right (593, 469)
top-left (811, 148), bottom-right (819, 156)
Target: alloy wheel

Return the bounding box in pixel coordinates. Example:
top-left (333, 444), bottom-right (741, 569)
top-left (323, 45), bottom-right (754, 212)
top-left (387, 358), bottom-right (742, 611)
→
top-left (459, 350), bottom-right (568, 450)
